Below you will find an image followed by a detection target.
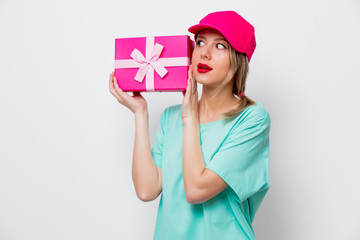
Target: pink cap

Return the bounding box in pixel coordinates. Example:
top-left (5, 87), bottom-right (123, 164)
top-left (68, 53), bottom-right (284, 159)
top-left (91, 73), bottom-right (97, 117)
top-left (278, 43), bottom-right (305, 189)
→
top-left (188, 11), bottom-right (256, 62)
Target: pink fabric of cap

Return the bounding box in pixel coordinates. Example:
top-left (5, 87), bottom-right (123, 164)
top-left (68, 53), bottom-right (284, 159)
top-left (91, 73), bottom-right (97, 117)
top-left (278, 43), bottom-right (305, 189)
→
top-left (188, 11), bottom-right (256, 62)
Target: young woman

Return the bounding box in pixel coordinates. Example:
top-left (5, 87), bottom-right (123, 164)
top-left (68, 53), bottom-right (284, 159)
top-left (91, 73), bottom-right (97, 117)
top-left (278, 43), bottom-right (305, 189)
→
top-left (109, 11), bottom-right (270, 240)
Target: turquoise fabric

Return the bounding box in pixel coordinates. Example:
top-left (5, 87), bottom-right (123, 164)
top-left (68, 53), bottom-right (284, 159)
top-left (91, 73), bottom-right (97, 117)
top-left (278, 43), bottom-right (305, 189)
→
top-left (151, 102), bottom-right (270, 240)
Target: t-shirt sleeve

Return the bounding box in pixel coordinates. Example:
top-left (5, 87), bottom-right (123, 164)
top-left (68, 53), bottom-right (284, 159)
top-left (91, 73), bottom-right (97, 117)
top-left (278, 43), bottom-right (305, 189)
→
top-left (206, 106), bottom-right (271, 202)
top-left (151, 109), bottom-right (167, 168)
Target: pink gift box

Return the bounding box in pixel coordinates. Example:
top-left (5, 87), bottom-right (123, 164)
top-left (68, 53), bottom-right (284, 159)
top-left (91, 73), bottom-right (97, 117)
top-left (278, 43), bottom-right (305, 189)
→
top-left (114, 35), bottom-right (193, 92)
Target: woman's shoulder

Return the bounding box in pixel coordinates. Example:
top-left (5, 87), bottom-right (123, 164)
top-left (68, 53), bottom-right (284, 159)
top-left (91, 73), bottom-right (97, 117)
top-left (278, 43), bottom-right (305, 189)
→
top-left (242, 102), bottom-right (269, 117)
top-left (162, 104), bottom-right (182, 117)
top-left (235, 102), bottom-right (270, 127)
top-left (166, 104), bottom-right (182, 113)
top-left (159, 104), bottom-right (183, 125)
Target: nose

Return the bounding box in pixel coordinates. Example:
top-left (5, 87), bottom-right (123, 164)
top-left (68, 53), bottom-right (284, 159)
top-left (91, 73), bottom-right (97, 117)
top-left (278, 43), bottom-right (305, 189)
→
top-left (200, 45), bottom-right (211, 60)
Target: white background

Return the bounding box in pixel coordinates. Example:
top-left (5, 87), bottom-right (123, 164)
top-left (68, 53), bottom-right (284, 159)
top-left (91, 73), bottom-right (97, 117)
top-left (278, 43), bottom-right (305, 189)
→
top-left (1, 0), bottom-right (360, 239)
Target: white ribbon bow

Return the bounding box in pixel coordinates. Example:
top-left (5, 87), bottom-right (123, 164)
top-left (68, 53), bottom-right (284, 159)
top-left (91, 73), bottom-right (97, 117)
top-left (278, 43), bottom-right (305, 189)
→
top-left (130, 43), bottom-right (168, 82)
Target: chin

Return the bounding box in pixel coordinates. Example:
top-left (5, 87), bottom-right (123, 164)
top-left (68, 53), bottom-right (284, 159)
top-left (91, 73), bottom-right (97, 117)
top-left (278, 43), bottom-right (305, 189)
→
top-left (193, 74), bottom-right (207, 85)
top-left (194, 71), bottom-right (218, 84)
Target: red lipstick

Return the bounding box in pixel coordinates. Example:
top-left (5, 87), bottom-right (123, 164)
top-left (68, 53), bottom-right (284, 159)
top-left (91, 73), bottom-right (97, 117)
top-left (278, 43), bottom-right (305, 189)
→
top-left (197, 63), bottom-right (212, 73)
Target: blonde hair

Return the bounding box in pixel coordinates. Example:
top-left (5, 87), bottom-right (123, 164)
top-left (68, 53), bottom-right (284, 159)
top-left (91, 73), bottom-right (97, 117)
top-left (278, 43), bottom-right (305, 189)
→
top-left (223, 44), bottom-right (255, 118)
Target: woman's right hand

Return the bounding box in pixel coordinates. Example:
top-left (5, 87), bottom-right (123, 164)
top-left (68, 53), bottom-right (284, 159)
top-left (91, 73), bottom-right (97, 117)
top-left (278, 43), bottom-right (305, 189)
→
top-left (109, 72), bottom-right (148, 115)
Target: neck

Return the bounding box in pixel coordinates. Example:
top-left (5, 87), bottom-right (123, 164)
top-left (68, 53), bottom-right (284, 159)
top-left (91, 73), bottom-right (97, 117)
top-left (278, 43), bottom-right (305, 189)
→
top-left (198, 83), bottom-right (238, 124)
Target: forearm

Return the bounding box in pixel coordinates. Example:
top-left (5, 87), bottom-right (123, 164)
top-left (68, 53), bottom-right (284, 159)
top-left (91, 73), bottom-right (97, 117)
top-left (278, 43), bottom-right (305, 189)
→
top-left (132, 111), bottom-right (162, 201)
top-left (182, 119), bottom-right (206, 200)
top-left (182, 118), bottom-right (228, 204)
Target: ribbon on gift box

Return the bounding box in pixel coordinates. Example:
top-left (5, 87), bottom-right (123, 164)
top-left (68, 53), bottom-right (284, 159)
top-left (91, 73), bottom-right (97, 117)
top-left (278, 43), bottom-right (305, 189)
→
top-left (115, 36), bottom-right (190, 91)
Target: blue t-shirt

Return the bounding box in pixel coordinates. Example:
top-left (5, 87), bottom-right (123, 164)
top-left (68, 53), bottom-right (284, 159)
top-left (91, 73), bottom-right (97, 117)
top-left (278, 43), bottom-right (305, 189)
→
top-left (151, 102), bottom-right (270, 240)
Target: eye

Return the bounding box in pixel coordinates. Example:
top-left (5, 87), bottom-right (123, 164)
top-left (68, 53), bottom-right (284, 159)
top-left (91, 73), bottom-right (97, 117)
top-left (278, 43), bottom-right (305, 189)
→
top-left (196, 40), bottom-right (205, 47)
top-left (216, 43), bottom-right (226, 49)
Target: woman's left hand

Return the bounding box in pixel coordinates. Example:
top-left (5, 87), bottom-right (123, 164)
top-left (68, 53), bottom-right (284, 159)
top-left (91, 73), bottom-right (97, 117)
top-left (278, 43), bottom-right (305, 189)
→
top-left (181, 66), bottom-right (199, 124)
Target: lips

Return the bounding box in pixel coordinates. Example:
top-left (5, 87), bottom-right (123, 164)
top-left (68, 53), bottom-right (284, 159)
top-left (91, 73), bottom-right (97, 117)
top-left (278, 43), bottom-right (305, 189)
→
top-left (197, 63), bottom-right (213, 73)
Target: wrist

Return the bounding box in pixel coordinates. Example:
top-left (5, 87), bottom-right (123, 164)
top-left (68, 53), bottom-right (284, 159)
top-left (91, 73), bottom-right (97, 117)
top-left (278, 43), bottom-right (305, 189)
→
top-left (182, 116), bottom-right (199, 126)
top-left (134, 109), bottom-right (148, 120)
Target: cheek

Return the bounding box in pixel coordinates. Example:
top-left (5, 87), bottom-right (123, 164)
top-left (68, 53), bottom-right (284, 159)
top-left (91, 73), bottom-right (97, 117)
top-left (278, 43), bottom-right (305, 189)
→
top-left (191, 50), bottom-right (200, 72)
top-left (191, 49), bottom-right (199, 62)
top-left (191, 64), bottom-right (197, 73)
top-left (219, 55), bottom-right (231, 72)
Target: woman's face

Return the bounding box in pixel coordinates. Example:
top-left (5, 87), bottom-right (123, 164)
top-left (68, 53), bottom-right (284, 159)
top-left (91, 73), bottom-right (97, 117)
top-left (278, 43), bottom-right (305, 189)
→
top-left (191, 29), bottom-right (231, 87)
